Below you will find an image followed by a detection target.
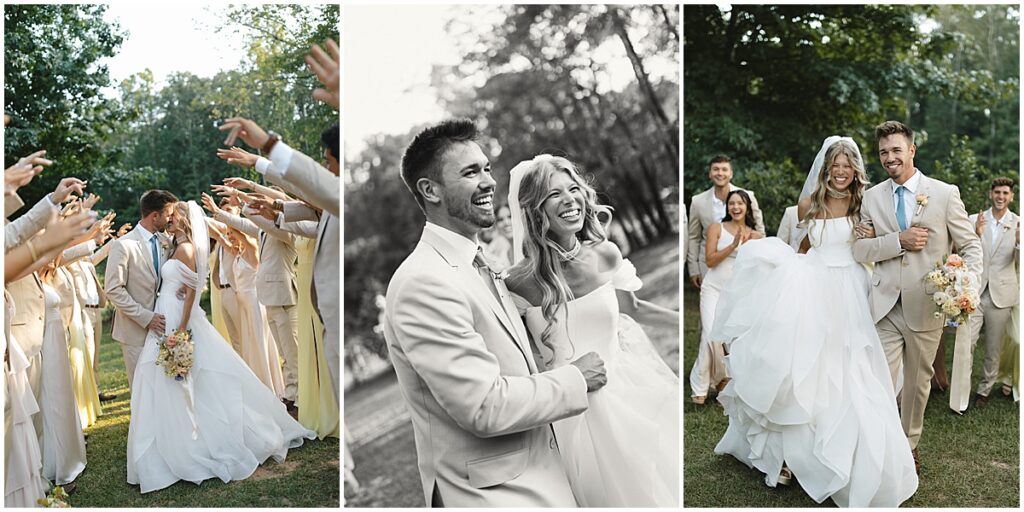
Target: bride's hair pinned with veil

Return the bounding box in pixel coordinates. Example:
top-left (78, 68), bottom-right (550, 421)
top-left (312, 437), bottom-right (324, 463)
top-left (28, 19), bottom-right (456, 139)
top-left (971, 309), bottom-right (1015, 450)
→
top-left (508, 155), bottom-right (611, 354)
top-left (800, 138), bottom-right (870, 230)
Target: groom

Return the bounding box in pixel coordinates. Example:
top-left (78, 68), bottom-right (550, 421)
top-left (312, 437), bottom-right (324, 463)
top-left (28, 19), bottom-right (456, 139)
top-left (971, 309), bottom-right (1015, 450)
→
top-left (383, 119), bottom-right (606, 507)
top-left (104, 189), bottom-right (178, 389)
top-left (853, 121), bottom-right (982, 472)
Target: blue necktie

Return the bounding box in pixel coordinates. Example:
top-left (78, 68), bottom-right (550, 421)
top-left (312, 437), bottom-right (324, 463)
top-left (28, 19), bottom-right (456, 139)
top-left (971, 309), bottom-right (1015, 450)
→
top-left (149, 235), bottom-right (160, 275)
top-left (895, 186), bottom-right (909, 231)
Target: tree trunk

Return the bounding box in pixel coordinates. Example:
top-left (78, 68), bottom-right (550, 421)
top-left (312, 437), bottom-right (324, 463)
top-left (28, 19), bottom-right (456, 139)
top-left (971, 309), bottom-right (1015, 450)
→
top-left (654, 4), bottom-right (678, 44)
top-left (609, 7), bottom-right (678, 160)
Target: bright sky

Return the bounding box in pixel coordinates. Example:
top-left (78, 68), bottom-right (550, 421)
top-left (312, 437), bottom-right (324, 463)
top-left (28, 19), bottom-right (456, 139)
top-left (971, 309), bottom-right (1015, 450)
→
top-left (343, 5), bottom-right (675, 156)
top-left (99, 4), bottom-right (247, 94)
top-left (343, 5), bottom-right (461, 156)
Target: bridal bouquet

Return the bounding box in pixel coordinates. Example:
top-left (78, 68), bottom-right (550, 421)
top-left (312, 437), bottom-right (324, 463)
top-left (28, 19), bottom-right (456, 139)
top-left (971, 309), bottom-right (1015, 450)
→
top-left (156, 329), bottom-right (194, 381)
top-left (925, 254), bottom-right (979, 325)
top-left (37, 486), bottom-right (70, 508)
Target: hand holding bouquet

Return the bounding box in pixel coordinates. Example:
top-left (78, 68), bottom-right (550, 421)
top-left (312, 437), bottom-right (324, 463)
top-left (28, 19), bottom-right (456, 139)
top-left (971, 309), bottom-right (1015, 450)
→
top-left (156, 329), bottom-right (194, 381)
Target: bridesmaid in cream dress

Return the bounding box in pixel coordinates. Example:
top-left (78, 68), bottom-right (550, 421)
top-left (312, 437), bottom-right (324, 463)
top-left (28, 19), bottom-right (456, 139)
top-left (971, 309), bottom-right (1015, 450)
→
top-left (223, 226), bottom-right (285, 397)
top-left (38, 263), bottom-right (87, 485)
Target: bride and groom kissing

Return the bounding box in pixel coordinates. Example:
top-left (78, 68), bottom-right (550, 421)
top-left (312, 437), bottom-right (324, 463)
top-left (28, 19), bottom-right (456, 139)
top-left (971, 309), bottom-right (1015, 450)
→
top-left (104, 189), bottom-right (314, 493)
top-left (382, 119), bottom-right (680, 507)
top-left (710, 120), bottom-right (983, 507)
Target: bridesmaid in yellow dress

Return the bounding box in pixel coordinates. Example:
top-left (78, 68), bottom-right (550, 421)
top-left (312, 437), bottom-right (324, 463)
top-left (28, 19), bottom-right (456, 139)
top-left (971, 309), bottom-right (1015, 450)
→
top-left (295, 236), bottom-right (339, 439)
top-left (54, 261), bottom-right (102, 428)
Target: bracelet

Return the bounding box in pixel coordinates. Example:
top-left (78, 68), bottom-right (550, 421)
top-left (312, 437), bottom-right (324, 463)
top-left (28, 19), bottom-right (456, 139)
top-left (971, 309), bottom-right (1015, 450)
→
top-left (26, 239), bottom-right (38, 262)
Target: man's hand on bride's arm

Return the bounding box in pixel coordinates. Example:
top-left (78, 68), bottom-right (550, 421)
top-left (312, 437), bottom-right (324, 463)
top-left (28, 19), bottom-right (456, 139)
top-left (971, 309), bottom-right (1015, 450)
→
top-left (570, 352), bottom-right (607, 392)
top-left (854, 223), bottom-right (876, 240)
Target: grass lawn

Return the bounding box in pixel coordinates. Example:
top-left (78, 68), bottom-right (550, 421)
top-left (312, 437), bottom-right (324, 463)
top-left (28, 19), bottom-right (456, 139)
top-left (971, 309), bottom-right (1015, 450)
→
top-left (345, 235), bottom-right (681, 507)
top-left (682, 285), bottom-right (1020, 507)
top-left (65, 317), bottom-right (340, 507)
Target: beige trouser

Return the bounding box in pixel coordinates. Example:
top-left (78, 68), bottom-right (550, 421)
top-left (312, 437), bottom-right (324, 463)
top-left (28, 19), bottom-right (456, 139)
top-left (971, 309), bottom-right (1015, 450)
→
top-left (969, 289), bottom-right (1014, 397)
top-left (266, 304), bottom-right (299, 401)
top-left (220, 287), bottom-right (243, 354)
top-left (876, 299), bottom-right (944, 449)
top-left (121, 343), bottom-right (144, 390)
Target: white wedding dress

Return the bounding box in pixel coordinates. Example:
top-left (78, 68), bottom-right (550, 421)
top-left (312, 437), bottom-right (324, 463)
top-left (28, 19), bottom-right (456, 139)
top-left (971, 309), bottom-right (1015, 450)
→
top-left (711, 218), bottom-right (919, 507)
top-left (127, 258), bottom-right (314, 493)
top-left (518, 260), bottom-right (679, 507)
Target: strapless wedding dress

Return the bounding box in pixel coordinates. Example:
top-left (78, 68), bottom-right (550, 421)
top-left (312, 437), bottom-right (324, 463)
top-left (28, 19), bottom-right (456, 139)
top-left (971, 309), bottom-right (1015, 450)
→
top-left (518, 260), bottom-right (679, 507)
top-left (127, 259), bottom-right (314, 493)
top-left (711, 218), bottom-right (919, 507)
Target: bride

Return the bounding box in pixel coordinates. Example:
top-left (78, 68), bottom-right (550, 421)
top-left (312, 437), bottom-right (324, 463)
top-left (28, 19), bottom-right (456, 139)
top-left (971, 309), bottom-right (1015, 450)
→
top-left (504, 155), bottom-right (680, 507)
top-left (126, 200), bottom-right (314, 493)
top-left (710, 137), bottom-right (918, 507)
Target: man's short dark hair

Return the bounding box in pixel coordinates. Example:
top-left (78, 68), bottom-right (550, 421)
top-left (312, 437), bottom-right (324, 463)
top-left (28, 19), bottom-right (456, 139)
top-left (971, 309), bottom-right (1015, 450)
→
top-left (875, 120), bottom-right (915, 146)
top-left (140, 189), bottom-right (178, 217)
top-left (320, 123), bottom-right (339, 159)
top-left (400, 119), bottom-right (479, 209)
top-left (992, 176), bottom-right (1015, 191)
top-left (709, 155), bottom-right (731, 167)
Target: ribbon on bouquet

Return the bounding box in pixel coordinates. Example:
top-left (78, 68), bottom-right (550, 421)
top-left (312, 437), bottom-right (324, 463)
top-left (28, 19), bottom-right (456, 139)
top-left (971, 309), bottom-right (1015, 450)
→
top-left (948, 319), bottom-right (973, 414)
top-left (182, 375), bottom-right (199, 440)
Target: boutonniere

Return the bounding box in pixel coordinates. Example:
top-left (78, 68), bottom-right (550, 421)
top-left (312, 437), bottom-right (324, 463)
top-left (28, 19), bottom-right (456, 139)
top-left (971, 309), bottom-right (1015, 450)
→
top-left (914, 193), bottom-right (929, 217)
top-left (159, 239), bottom-right (172, 251)
top-left (491, 269), bottom-right (508, 281)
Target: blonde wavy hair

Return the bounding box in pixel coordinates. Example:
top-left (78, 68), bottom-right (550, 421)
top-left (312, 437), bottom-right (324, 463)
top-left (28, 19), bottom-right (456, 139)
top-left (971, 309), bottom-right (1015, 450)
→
top-left (799, 139), bottom-right (870, 233)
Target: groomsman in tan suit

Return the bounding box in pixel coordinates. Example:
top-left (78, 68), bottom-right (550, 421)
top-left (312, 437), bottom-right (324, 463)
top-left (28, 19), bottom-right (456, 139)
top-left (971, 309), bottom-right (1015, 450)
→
top-left (686, 155), bottom-right (765, 288)
top-left (967, 177), bottom-right (1019, 406)
top-left (104, 190), bottom-right (178, 389)
top-left (853, 121), bottom-right (982, 472)
top-left (384, 120), bottom-right (606, 506)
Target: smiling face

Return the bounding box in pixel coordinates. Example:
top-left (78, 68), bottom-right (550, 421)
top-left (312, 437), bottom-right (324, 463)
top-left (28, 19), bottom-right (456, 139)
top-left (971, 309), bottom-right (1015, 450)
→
top-left (495, 204), bottom-right (513, 239)
top-left (708, 161), bottom-right (733, 187)
top-left (878, 133), bottom-right (916, 183)
top-left (431, 141), bottom-right (496, 237)
top-left (829, 152), bottom-right (855, 192)
top-left (540, 170), bottom-right (586, 245)
top-left (991, 185), bottom-right (1014, 212)
top-left (726, 193), bottom-right (748, 221)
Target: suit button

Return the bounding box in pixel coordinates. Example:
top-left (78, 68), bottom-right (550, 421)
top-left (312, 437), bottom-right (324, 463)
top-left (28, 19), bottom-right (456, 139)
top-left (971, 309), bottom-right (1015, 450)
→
top-left (549, 438), bottom-right (557, 450)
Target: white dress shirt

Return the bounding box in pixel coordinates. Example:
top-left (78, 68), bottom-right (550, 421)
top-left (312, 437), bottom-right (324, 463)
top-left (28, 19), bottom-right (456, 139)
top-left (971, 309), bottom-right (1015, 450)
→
top-left (892, 169), bottom-right (923, 227)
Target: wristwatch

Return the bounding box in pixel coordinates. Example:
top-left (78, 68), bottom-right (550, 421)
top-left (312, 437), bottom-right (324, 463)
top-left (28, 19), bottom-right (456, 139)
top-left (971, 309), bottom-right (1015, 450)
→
top-left (262, 131), bottom-right (281, 154)
top-left (272, 199), bottom-right (285, 212)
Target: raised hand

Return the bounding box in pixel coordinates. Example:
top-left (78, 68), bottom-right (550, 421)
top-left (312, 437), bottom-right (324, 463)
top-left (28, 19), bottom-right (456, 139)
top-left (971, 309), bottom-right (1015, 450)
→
top-left (5, 150), bottom-right (52, 196)
top-left (216, 146), bottom-right (259, 168)
top-left (211, 184), bottom-right (240, 199)
top-left (975, 210), bottom-right (987, 237)
top-left (200, 192), bottom-right (221, 215)
top-left (248, 193), bottom-right (278, 221)
top-left (44, 209), bottom-right (98, 249)
top-left (223, 176), bottom-right (255, 191)
top-left (306, 39), bottom-right (339, 110)
top-left (81, 192), bottom-right (101, 210)
top-left (219, 118), bottom-right (269, 149)
top-left (52, 177), bottom-right (87, 204)
top-left (116, 222), bottom-right (132, 238)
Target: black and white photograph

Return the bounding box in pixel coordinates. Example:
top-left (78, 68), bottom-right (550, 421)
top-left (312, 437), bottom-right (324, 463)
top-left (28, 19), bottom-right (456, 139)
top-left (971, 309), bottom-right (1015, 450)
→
top-left (343, 4), bottom-right (681, 507)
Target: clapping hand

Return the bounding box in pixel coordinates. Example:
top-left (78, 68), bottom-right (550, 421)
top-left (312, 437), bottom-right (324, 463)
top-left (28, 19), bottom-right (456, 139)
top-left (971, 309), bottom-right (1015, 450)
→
top-left (5, 150), bottom-right (52, 196)
top-left (306, 39), bottom-right (339, 110)
top-left (219, 118), bottom-right (269, 149)
top-left (216, 147), bottom-right (259, 168)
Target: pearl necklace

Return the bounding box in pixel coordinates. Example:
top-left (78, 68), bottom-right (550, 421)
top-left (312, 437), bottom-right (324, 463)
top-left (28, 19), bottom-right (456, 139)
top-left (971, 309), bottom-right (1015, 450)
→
top-left (553, 237), bottom-right (582, 262)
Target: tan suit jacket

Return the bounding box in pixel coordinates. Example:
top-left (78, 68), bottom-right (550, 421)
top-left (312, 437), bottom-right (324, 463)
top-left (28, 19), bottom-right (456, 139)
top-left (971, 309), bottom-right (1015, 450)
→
top-left (267, 149), bottom-right (339, 217)
top-left (104, 226), bottom-right (172, 346)
top-left (217, 209), bottom-right (298, 306)
top-left (686, 184), bottom-right (765, 277)
top-left (853, 174), bottom-right (983, 331)
top-left (7, 273), bottom-right (46, 359)
top-left (384, 226), bottom-right (587, 507)
top-left (969, 210), bottom-right (1019, 308)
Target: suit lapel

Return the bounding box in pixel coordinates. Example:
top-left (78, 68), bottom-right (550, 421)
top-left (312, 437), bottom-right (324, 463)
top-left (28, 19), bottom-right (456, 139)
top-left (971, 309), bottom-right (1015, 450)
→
top-left (422, 228), bottom-right (534, 370)
top-left (912, 176), bottom-right (931, 228)
top-left (879, 179), bottom-right (900, 232)
top-left (993, 212), bottom-right (1017, 257)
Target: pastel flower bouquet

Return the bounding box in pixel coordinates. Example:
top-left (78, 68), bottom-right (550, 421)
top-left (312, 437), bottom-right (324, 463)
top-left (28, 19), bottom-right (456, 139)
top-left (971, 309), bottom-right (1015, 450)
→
top-left (156, 328), bottom-right (194, 381)
top-left (925, 254), bottom-right (979, 326)
top-left (37, 486), bottom-right (70, 507)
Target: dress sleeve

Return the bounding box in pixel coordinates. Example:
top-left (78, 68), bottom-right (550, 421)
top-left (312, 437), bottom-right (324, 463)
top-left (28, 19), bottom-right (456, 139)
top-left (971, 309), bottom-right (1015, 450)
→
top-left (612, 259), bottom-right (643, 292)
top-left (175, 263), bottom-right (200, 291)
